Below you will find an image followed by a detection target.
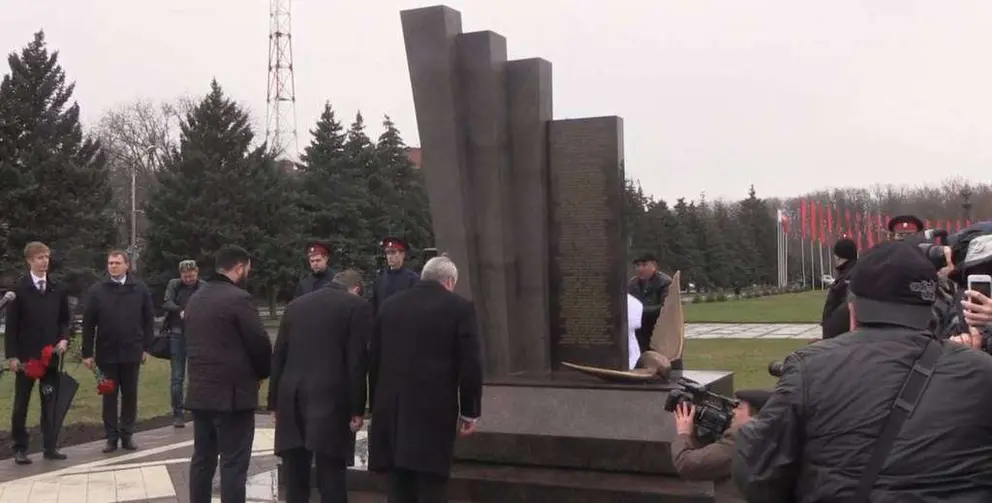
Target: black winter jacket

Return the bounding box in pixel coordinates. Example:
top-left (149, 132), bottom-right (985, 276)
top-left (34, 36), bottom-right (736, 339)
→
top-left (734, 328), bottom-right (992, 502)
top-left (81, 277), bottom-right (155, 364)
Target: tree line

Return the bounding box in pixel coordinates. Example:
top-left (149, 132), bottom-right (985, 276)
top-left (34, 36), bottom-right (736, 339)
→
top-left (3, 31), bottom-right (991, 301)
top-left (0, 32), bottom-right (432, 310)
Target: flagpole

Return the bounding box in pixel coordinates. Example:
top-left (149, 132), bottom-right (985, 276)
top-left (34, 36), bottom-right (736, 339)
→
top-left (800, 237), bottom-right (806, 287)
top-left (810, 239), bottom-right (815, 290)
top-left (818, 240), bottom-right (825, 290)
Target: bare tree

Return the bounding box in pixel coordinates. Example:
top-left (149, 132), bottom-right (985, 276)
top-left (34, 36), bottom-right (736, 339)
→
top-left (95, 97), bottom-right (195, 261)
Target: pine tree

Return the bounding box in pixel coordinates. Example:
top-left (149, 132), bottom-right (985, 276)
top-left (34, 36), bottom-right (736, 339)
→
top-left (0, 31), bottom-right (117, 291)
top-left (298, 102), bottom-right (368, 274)
top-left (374, 115), bottom-right (433, 265)
top-left (339, 112), bottom-right (379, 274)
top-left (671, 198), bottom-right (704, 287)
top-left (143, 80), bottom-right (302, 308)
top-left (738, 185), bottom-right (777, 285)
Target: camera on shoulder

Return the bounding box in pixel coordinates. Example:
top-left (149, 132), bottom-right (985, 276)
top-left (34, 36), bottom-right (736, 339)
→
top-left (663, 377), bottom-right (737, 443)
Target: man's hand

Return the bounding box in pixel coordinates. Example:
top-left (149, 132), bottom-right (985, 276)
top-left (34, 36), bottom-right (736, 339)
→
top-left (950, 327), bottom-right (984, 350)
top-left (82, 358), bottom-right (95, 370)
top-left (350, 416), bottom-right (364, 433)
top-left (458, 417), bottom-right (478, 437)
top-left (674, 402), bottom-right (696, 436)
top-left (141, 352), bottom-right (149, 363)
top-left (8, 358), bottom-right (19, 373)
top-left (55, 340), bottom-right (69, 355)
top-left (963, 290), bottom-right (992, 327)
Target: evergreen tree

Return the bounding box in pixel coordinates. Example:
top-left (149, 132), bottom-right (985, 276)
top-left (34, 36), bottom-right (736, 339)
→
top-left (737, 185), bottom-right (777, 285)
top-left (681, 201), bottom-right (712, 289)
top-left (0, 31), bottom-right (117, 291)
top-left (696, 199), bottom-right (733, 290)
top-left (713, 201), bottom-right (752, 290)
top-left (338, 111), bottom-right (379, 274)
top-left (374, 115), bottom-right (433, 265)
top-left (670, 198), bottom-right (703, 285)
top-left (298, 102), bottom-right (370, 274)
top-left (143, 80), bottom-right (302, 310)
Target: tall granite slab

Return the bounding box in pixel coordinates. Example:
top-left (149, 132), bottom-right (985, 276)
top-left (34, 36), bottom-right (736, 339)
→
top-left (400, 6), bottom-right (479, 304)
top-left (506, 58), bottom-right (553, 376)
top-left (548, 117), bottom-right (629, 370)
top-left (456, 31), bottom-right (515, 377)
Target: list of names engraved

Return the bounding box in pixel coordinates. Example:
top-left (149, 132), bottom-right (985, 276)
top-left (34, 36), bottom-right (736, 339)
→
top-left (551, 128), bottom-right (616, 347)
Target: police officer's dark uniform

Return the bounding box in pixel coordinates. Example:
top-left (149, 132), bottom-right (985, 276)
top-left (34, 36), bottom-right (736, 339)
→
top-left (887, 214), bottom-right (924, 241)
top-left (821, 238), bottom-right (858, 339)
top-left (627, 253), bottom-right (679, 368)
top-left (293, 241), bottom-right (334, 299)
top-left (372, 237), bottom-right (420, 314)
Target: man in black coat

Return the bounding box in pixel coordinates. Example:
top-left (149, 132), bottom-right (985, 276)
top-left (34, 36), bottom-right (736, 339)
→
top-left (269, 269), bottom-right (371, 503)
top-left (820, 238), bottom-right (858, 339)
top-left (82, 250), bottom-right (155, 453)
top-left (294, 241), bottom-right (334, 298)
top-left (735, 241), bottom-right (992, 501)
top-left (371, 237), bottom-right (420, 314)
top-left (4, 241), bottom-right (71, 464)
top-left (368, 256), bottom-right (483, 503)
top-left (184, 245), bottom-right (272, 503)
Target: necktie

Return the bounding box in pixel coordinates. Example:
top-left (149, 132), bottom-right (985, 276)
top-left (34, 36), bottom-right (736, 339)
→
top-left (37, 280), bottom-right (45, 293)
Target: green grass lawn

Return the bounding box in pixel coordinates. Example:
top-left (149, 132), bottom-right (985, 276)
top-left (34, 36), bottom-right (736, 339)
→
top-left (683, 338), bottom-right (807, 390)
top-left (683, 290), bottom-right (826, 323)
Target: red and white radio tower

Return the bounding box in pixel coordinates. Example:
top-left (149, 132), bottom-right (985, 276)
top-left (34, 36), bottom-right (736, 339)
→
top-left (266, 0), bottom-right (299, 162)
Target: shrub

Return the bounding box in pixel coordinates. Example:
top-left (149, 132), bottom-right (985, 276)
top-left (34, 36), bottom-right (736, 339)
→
top-left (705, 295), bottom-right (717, 303)
top-left (716, 294), bottom-right (728, 302)
top-left (692, 296), bottom-right (703, 304)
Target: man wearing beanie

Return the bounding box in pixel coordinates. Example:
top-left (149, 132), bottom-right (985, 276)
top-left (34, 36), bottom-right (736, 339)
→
top-left (820, 238), bottom-right (858, 339)
top-left (734, 241), bottom-right (992, 502)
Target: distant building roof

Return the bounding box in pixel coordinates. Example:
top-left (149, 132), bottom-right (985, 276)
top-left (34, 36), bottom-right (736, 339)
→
top-left (407, 147), bottom-right (422, 170)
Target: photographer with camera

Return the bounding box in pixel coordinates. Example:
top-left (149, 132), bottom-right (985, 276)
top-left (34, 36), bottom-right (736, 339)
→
top-left (734, 240), bottom-right (992, 502)
top-left (671, 389), bottom-right (771, 503)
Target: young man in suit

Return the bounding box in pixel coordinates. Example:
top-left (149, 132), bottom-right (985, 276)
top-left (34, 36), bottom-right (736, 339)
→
top-left (4, 241), bottom-right (71, 464)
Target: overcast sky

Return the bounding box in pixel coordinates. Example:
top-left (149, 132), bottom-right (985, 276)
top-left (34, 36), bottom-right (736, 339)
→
top-left (1, 0), bottom-right (990, 202)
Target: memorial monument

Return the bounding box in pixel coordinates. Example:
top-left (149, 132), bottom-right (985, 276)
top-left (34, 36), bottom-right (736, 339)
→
top-left (280, 5), bottom-right (734, 501)
top-left (344, 5), bottom-right (734, 502)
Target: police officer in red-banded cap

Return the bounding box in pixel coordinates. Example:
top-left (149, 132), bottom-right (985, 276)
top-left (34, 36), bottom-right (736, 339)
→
top-left (372, 237), bottom-right (420, 314)
top-left (887, 215), bottom-right (925, 241)
top-left (293, 241), bottom-right (334, 298)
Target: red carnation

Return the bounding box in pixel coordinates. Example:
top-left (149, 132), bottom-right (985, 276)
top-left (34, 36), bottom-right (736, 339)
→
top-left (23, 359), bottom-right (48, 380)
top-left (93, 369), bottom-right (117, 395)
top-left (40, 345), bottom-right (55, 365)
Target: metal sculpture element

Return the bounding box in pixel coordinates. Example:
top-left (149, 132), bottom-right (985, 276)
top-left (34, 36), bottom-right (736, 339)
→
top-left (561, 271), bottom-right (685, 383)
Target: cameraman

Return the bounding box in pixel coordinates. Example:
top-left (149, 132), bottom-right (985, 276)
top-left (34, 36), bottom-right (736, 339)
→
top-left (672, 389), bottom-right (771, 503)
top-left (733, 241), bottom-right (992, 502)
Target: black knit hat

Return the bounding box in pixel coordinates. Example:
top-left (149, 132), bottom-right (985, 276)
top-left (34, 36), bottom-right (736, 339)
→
top-left (833, 239), bottom-right (858, 261)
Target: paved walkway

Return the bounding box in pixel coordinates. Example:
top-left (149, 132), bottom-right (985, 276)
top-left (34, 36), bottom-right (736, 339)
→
top-left (0, 415), bottom-right (286, 503)
top-left (685, 323), bottom-right (820, 339)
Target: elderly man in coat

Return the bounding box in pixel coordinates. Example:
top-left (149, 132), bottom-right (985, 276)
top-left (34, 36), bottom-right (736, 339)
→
top-left (368, 256), bottom-right (483, 503)
top-left (269, 269), bottom-right (371, 503)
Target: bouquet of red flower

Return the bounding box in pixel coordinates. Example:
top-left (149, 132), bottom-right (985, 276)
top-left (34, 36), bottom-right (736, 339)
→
top-left (93, 369), bottom-right (116, 395)
top-left (22, 345), bottom-right (56, 381)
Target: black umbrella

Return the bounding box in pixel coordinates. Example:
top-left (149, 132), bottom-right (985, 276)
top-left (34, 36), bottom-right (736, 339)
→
top-left (41, 353), bottom-right (79, 446)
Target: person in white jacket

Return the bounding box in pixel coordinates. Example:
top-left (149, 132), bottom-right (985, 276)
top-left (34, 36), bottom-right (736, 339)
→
top-left (627, 294), bottom-right (643, 369)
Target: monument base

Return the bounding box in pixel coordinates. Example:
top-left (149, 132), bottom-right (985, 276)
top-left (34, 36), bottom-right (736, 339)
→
top-left (280, 370), bottom-right (733, 502)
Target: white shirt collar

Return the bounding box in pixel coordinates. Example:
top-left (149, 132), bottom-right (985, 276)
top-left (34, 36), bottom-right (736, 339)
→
top-left (30, 272), bottom-right (46, 285)
top-left (113, 275), bottom-right (127, 285)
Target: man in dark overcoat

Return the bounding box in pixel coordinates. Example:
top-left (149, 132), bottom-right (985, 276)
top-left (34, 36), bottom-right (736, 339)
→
top-left (368, 256), bottom-right (483, 503)
top-left (184, 246), bottom-right (272, 503)
top-left (269, 269), bottom-right (371, 503)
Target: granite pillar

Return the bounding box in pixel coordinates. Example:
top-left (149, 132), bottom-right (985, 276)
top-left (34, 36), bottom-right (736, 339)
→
top-left (456, 31), bottom-right (515, 378)
top-left (507, 58), bottom-right (553, 376)
top-left (547, 117), bottom-right (629, 370)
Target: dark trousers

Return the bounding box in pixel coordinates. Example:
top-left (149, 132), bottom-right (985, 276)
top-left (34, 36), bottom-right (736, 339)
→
top-left (281, 448), bottom-right (347, 503)
top-left (98, 362), bottom-right (141, 442)
top-left (10, 367), bottom-right (60, 452)
top-left (387, 468), bottom-right (448, 503)
top-left (189, 409), bottom-right (255, 503)
top-left (169, 331), bottom-right (187, 418)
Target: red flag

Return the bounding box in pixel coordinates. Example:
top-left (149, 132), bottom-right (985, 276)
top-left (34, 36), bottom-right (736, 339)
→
top-left (845, 209), bottom-right (852, 237)
top-left (827, 206), bottom-right (834, 241)
top-left (811, 202), bottom-right (818, 242)
top-left (956, 220), bottom-right (962, 231)
top-left (967, 219), bottom-right (973, 227)
top-left (800, 200), bottom-right (808, 239)
top-left (866, 225), bottom-right (874, 248)
top-left (946, 219), bottom-right (952, 231)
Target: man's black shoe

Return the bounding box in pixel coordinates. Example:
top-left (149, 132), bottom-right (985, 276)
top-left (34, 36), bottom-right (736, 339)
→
top-left (121, 438), bottom-right (138, 451)
top-left (102, 441), bottom-right (118, 453)
top-left (43, 450), bottom-right (67, 461)
top-left (173, 416), bottom-right (185, 428)
top-left (13, 451), bottom-right (31, 465)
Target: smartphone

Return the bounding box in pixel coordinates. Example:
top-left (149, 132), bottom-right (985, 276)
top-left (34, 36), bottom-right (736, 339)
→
top-left (967, 274), bottom-right (992, 299)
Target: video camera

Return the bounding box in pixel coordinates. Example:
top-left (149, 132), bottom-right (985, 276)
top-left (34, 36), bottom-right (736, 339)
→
top-left (914, 229), bottom-right (950, 270)
top-left (664, 377), bottom-right (738, 443)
